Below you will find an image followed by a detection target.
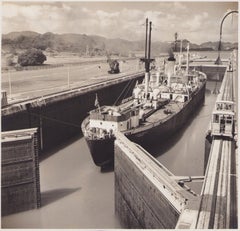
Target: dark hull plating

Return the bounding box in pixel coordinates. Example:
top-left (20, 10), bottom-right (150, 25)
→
top-left (85, 81), bottom-right (206, 167)
top-left (86, 137), bottom-right (115, 166)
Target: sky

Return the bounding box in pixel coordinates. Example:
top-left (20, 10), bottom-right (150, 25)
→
top-left (2, 1), bottom-right (238, 44)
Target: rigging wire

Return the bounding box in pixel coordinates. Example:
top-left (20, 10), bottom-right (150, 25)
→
top-left (120, 79), bottom-right (137, 103)
top-left (25, 111), bottom-right (82, 128)
top-left (24, 82), bottom-right (139, 128)
top-left (113, 78), bottom-right (134, 106)
top-left (23, 101), bottom-right (213, 129)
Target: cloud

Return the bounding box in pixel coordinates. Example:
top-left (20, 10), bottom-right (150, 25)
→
top-left (2, 2), bottom-right (238, 43)
top-left (183, 12), bottom-right (210, 32)
top-left (121, 8), bottom-right (143, 21)
top-left (173, 2), bottom-right (187, 11)
top-left (2, 3), bottom-right (19, 18)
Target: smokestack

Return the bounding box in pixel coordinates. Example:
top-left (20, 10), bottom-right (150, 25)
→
top-left (167, 48), bottom-right (175, 61)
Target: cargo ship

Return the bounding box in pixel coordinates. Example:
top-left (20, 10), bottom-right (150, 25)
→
top-left (81, 19), bottom-right (207, 168)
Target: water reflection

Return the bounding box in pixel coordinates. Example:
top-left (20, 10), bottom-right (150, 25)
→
top-left (152, 81), bottom-right (219, 194)
top-left (41, 187), bottom-right (81, 207)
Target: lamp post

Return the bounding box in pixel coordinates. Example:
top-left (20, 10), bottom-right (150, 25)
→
top-left (215, 10), bottom-right (238, 65)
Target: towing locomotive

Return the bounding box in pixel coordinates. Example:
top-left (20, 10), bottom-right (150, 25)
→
top-left (211, 99), bottom-right (235, 138)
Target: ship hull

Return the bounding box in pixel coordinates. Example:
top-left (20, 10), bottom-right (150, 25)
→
top-left (84, 81), bottom-right (206, 167)
top-left (85, 136), bottom-right (115, 167)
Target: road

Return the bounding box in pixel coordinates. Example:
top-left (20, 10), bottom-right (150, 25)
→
top-left (2, 59), bottom-right (143, 102)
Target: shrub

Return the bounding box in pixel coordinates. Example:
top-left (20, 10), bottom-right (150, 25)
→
top-left (18, 48), bottom-right (46, 66)
top-left (6, 55), bottom-right (15, 66)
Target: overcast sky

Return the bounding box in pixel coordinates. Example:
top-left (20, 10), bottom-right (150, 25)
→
top-left (2, 1), bottom-right (238, 44)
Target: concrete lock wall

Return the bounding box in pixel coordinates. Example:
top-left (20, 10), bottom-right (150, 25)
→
top-left (1, 128), bottom-right (41, 216)
top-left (114, 133), bottom-right (189, 229)
top-left (193, 65), bottom-right (226, 81)
top-left (2, 74), bottom-right (144, 152)
top-left (204, 134), bottom-right (212, 174)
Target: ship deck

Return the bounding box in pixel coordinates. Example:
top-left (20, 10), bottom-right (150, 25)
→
top-left (144, 101), bottom-right (184, 124)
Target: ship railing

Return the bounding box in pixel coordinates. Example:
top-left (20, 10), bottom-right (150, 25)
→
top-left (85, 127), bottom-right (114, 140)
top-left (90, 113), bottom-right (129, 122)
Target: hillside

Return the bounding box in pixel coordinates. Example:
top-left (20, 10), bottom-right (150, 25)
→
top-left (2, 31), bottom-right (238, 57)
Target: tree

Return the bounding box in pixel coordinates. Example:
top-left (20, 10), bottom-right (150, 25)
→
top-left (6, 55), bottom-right (15, 66)
top-left (18, 48), bottom-right (46, 66)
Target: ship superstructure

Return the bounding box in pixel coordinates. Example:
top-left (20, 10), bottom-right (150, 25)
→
top-left (81, 19), bottom-right (207, 168)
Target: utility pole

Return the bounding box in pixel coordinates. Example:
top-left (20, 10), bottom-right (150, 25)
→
top-left (174, 32), bottom-right (178, 52)
top-left (8, 70), bottom-right (12, 98)
top-left (67, 66), bottom-right (70, 88)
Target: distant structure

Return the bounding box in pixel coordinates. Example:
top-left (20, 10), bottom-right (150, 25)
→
top-left (174, 32), bottom-right (178, 52)
top-left (1, 90), bottom-right (8, 107)
top-left (86, 45), bottom-right (89, 56)
top-left (106, 53), bottom-right (120, 74)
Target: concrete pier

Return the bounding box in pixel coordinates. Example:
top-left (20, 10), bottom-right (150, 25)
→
top-left (178, 56), bottom-right (237, 228)
top-left (115, 55), bottom-right (237, 229)
top-left (1, 128), bottom-right (41, 216)
top-left (192, 64), bottom-right (226, 81)
top-left (115, 130), bottom-right (237, 229)
top-left (198, 140), bottom-right (236, 228)
top-left (114, 132), bottom-right (198, 228)
top-left (176, 139), bottom-right (237, 228)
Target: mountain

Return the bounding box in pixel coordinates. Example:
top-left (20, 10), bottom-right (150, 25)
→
top-left (3, 31), bottom-right (40, 40)
top-left (199, 41), bottom-right (238, 51)
top-left (2, 31), bottom-right (144, 56)
top-left (2, 31), bottom-right (238, 57)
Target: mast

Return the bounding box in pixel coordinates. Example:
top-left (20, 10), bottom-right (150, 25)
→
top-left (179, 40), bottom-right (182, 69)
top-left (148, 21), bottom-right (152, 72)
top-left (145, 18), bottom-right (148, 69)
top-left (186, 42), bottom-right (189, 74)
top-left (144, 19), bottom-right (152, 98)
top-left (94, 93), bottom-right (101, 113)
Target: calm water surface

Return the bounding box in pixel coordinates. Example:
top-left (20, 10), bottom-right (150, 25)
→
top-left (2, 136), bottom-right (121, 228)
top-left (151, 81), bottom-right (220, 193)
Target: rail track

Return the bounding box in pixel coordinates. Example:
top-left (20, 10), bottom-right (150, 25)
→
top-left (197, 138), bottom-right (235, 228)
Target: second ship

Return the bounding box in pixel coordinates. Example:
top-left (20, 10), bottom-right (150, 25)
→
top-left (81, 19), bottom-right (207, 168)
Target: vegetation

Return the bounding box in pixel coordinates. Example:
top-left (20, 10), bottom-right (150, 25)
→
top-left (6, 55), bottom-right (15, 66)
top-left (2, 31), bottom-right (238, 67)
top-left (17, 48), bottom-right (47, 66)
top-left (3, 31), bottom-right (238, 55)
